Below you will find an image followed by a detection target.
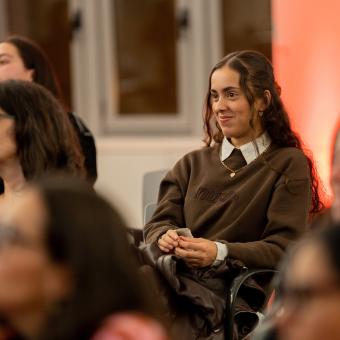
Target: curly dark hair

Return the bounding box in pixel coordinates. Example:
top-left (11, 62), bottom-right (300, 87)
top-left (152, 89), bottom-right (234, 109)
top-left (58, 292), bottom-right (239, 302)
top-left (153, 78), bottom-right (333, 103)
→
top-left (203, 50), bottom-right (323, 214)
top-left (0, 80), bottom-right (84, 179)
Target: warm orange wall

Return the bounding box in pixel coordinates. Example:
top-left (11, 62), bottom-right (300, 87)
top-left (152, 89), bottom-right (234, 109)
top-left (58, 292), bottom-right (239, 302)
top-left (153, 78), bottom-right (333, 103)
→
top-left (272, 0), bottom-right (340, 197)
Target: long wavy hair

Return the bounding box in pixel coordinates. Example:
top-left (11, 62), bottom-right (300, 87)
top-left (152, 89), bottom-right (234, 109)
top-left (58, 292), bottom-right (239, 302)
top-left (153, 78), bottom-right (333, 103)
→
top-left (203, 50), bottom-right (323, 214)
top-left (0, 80), bottom-right (84, 179)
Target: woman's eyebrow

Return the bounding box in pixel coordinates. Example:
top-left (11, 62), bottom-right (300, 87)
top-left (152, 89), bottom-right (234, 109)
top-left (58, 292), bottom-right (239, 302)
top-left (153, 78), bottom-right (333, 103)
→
top-left (210, 86), bottom-right (239, 92)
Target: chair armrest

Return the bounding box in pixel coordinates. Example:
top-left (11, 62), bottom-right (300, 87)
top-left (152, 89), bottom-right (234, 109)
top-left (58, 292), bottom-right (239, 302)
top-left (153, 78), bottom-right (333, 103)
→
top-left (127, 228), bottom-right (144, 246)
top-left (225, 268), bottom-right (278, 340)
top-left (230, 268), bottom-right (278, 310)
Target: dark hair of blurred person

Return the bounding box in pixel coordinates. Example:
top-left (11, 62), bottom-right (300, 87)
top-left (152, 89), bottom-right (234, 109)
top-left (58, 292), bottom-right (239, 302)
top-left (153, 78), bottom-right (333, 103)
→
top-left (0, 176), bottom-right (168, 340)
top-left (0, 35), bottom-right (97, 184)
top-left (0, 80), bottom-right (84, 208)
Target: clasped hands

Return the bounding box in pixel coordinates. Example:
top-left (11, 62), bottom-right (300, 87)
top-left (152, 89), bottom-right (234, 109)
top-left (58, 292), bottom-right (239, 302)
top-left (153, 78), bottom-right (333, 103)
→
top-left (157, 229), bottom-right (217, 268)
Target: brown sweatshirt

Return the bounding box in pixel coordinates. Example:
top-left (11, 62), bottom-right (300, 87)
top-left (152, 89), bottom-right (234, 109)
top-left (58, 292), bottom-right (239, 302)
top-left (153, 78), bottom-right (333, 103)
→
top-left (144, 143), bottom-right (311, 269)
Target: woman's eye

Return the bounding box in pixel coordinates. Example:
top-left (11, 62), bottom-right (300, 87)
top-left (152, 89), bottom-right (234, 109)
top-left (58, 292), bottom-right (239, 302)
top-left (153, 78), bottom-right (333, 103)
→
top-left (210, 92), bottom-right (218, 100)
top-left (226, 91), bottom-right (237, 98)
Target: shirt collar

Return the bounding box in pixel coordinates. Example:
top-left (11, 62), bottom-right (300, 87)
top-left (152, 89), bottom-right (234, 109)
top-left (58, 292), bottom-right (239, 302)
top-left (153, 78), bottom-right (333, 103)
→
top-left (221, 132), bottom-right (272, 164)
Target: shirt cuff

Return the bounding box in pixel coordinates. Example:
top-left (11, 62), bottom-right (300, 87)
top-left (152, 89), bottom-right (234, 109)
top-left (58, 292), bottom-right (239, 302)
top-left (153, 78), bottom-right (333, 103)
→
top-left (213, 242), bottom-right (228, 266)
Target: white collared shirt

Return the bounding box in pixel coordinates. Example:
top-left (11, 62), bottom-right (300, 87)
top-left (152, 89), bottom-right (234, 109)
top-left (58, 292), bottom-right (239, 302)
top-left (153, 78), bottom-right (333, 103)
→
top-left (213, 132), bottom-right (272, 266)
top-left (221, 132), bottom-right (272, 164)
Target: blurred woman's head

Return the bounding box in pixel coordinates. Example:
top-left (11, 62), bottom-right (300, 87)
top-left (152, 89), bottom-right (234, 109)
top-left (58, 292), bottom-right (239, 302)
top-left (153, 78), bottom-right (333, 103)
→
top-left (277, 225), bottom-right (340, 340)
top-left (0, 80), bottom-right (84, 179)
top-left (0, 176), bottom-right (155, 339)
top-left (0, 35), bottom-right (63, 103)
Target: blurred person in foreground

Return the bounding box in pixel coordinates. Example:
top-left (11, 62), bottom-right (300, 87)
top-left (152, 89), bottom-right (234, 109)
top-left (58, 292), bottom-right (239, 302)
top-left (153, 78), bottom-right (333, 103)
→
top-left (260, 224), bottom-right (340, 340)
top-left (0, 176), bottom-right (168, 340)
top-left (0, 79), bottom-right (84, 212)
top-left (0, 35), bottom-right (97, 184)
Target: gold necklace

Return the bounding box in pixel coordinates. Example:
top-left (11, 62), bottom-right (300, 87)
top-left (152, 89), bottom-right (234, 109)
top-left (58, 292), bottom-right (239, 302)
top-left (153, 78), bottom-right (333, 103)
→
top-left (219, 145), bottom-right (271, 178)
top-left (220, 158), bottom-right (247, 178)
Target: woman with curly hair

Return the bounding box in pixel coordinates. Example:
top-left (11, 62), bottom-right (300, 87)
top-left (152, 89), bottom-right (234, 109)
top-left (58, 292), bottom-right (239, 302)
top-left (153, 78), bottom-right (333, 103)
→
top-left (143, 50), bottom-right (323, 338)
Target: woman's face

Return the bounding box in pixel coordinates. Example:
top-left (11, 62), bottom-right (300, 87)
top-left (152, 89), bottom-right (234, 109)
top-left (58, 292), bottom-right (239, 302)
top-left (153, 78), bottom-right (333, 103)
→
top-left (0, 188), bottom-right (70, 316)
top-left (210, 65), bottom-right (264, 147)
top-left (277, 242), bottom-right (340, 340)
top-left (0, 42), bottom-right (33, 82)
top-left (0, 108), bottom-right (16, 163)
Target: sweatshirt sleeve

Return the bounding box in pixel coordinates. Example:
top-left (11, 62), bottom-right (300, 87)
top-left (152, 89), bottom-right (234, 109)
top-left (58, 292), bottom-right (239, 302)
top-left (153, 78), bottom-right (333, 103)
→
top-left (143, 156), bottom-right (191, 243)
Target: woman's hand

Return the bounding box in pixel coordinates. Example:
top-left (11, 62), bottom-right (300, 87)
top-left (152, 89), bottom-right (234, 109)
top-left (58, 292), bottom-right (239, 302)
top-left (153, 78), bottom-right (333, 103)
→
top-left (175, 237), bottom-right (217, 268)
top-left (157, 229), bottom-right (179, 253)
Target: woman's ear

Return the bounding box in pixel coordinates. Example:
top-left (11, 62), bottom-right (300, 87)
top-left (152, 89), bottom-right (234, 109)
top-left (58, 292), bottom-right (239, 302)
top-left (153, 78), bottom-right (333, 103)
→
top-left (264, 90), bottom-right (271, 107)
top-left (256, 90), bottom-right (272, 112)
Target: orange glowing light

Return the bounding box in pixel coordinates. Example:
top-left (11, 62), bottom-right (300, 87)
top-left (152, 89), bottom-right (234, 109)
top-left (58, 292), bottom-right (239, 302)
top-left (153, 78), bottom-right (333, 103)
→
top-left (272, 0), bottom-right (340, 201)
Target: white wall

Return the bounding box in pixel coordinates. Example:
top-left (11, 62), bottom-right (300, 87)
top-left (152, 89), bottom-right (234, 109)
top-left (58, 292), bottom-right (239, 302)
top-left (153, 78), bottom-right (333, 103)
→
top-left (94, 136), bottom-right (202, 229)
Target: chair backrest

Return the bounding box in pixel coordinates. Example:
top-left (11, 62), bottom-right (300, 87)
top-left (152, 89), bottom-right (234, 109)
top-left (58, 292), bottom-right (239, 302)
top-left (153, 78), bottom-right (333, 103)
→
top-left (144, 202), bottom-right (158, 225)
top-left (142, 169), bottom-right (168, 219)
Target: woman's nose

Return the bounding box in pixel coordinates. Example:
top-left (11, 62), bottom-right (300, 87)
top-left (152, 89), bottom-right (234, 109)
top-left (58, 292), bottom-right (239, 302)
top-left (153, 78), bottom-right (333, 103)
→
top-left (214, 96), bottom-right (228, 111)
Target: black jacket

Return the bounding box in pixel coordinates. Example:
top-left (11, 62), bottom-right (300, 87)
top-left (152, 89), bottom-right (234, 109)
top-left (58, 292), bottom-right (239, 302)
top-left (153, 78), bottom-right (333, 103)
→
top-left (137, 244), bottom-right (267, 340)
top-left (68, 112), bottom-right (97, 184)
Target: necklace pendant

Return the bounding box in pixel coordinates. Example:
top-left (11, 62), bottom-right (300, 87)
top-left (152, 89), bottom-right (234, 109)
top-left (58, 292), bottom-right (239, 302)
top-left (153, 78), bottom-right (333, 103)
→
top-left (230, 172), bottom-right (236, 178)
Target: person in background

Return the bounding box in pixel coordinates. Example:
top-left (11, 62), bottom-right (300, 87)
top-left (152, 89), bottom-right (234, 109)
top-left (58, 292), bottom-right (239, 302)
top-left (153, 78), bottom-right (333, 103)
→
top-left (143, 50), bottom-right (323, 338)
top-left (0, 79), bottom-right (84, 212)
top-left (0, 35), bottom-right (97, 184)
top-left (0, 176), bottom-right (168, 340)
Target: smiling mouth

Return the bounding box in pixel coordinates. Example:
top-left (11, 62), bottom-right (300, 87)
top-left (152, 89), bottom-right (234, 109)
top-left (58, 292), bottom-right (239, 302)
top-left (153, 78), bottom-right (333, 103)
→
top-left (219, 115), bottom-right (234, 122)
